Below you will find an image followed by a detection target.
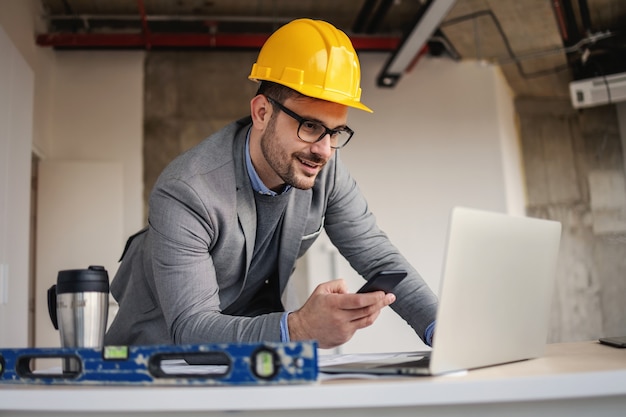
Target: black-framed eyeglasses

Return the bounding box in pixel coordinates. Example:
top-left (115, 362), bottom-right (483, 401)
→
top-left (265, 96), bottom-right (355, 149)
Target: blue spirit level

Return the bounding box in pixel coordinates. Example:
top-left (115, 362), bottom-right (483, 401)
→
top-left (0, 341), bottom-right (318, 386)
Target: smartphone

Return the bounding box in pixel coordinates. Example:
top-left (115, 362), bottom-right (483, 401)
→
top-left (599, 336), bottom-right (626, 348)
top-left (357, 270), bottom-right (408, 294)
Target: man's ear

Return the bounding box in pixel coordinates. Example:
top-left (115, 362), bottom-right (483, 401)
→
top-left (250, 95), bottom-right (271, 129)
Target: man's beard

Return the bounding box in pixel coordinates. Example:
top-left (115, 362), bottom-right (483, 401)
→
top-left (260, 117), bottom-right (327, 190)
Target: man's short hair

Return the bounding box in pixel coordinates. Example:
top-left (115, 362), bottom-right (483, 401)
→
top-left (255, 81), bottom-right (302, 104)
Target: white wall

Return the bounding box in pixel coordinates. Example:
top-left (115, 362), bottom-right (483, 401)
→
top-left (0, 1), bottom-right (144, 347)
top-left (45, 50), bottom-right (145, 238)
top-left (495, 68), bottom-right (526, 216)
top-left (350, 54), bottom-right (516, 280)
top-left (35, 161), bottom-right (124, 348)
top-left (0, 26), bottom-right (34, 348)
top-left (305, 54), bottom-right (520, 354)
top-left (33, 50), bottom-right (144, 347)
top-left (0, 0), bottom-right (55, 157)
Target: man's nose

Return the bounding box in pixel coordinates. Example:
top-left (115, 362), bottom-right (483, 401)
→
top-left (309, 133), bottom-right (334, 158)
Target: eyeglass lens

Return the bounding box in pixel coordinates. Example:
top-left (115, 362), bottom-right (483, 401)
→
top-left (298, 122), bottom-right (351, 148)
top-left (266, 96), bottom-right (353, 149)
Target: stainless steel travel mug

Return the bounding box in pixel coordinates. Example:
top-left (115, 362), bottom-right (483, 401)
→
top-left (47, 265), bottom-right (109, 372)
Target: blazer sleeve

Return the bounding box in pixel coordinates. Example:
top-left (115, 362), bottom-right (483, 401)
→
top-left (322, 155), bottom-right (439, 343)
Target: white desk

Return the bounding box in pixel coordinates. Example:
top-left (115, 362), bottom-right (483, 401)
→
top-left (1, 341), bottom-right (625, 417)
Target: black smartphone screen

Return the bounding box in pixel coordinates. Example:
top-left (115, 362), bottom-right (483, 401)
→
top-left (357, 270), bottom-right (408, 294)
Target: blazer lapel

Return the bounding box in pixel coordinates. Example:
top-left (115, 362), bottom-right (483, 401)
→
top-left (278, 188), bottom-right (311, 295)
top-left (233, 121), bottom-right (256, 279)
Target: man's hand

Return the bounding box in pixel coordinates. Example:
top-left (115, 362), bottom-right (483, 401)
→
top-left (287, 279), bottom-right (396, 349)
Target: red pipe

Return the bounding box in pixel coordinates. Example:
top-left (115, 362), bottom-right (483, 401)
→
top-left (551, 0), bottom-right (569, 42)
top-left (136, 0), bottom-right (151, 49)
top-left (36, 32), bottom-right (401, 51)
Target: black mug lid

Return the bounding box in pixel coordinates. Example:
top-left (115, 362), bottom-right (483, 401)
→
top-left (56, 265), bottom-right (110, 294)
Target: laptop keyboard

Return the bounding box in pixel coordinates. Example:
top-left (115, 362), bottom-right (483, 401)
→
top-left (375, 352), bottom-right (431, 369)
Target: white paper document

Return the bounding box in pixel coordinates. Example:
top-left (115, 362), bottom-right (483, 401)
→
top-left (318, 351), bottom-right (430, 380)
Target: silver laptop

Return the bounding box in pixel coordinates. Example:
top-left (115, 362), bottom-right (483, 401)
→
top-left (321, 206), bottom-right (562, 376)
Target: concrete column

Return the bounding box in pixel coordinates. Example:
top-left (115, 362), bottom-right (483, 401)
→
top-left (618, 102), bottom-right (626, 178)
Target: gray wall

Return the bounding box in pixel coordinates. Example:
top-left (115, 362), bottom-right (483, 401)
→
top-left (144, 51), bottom-right (258, 219)
top-left (518, 98), bottom-right (626, 342)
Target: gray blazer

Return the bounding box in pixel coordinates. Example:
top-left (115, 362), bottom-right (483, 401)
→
top-left (105, 117), bottom-right (438, 346)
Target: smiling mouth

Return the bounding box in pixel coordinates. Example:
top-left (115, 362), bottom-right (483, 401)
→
top-left (295, 150), bottom-right (327, 175)
top-left (298, 156), bottom-right (326, 173)
top-left (298, 157), bottom-right (320, 168)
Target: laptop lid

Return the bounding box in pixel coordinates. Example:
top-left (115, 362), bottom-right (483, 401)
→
top-left (428, 206), bottom-right (561, 375)
top-left (320, 207), bottom-right (562, 376)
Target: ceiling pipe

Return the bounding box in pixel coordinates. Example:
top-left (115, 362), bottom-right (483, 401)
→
top-left (577, 0), bottom-right (593, 33)
top-left (551, 0), bottom-right (570, 42)
top-left (352, 0), bottom-right (379, 33)
top-left (377, 0), bottom-right (456, 87)
top-left (35, 32), bottom-right (401, 51)
top-left (136, 0), bottom-right (151, 49)
top-left (45, 14), bottom-right (295, 24)
top-left (365, 0), bottom-right (395, 34)
top-left (558, 0), bottom-right (582, 48)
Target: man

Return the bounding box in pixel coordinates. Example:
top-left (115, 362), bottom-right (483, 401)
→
top-left (105, 18), bottom-right (438, 349)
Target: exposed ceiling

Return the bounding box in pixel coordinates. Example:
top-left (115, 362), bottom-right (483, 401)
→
top-left (36, 0), bottom-right (626, 99)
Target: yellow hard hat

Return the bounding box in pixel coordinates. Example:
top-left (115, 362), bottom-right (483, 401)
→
top-left (249, 18), bottom-right (372, 113)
